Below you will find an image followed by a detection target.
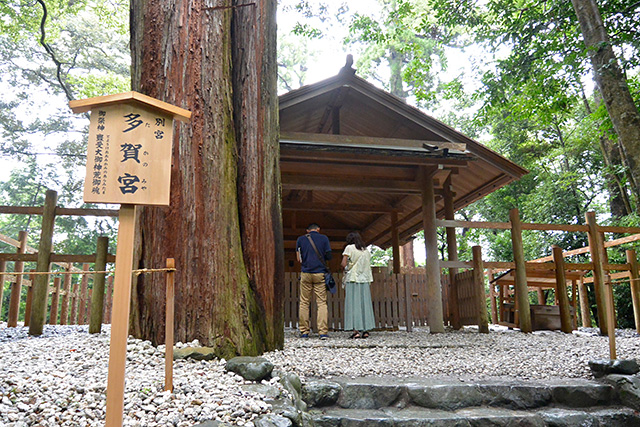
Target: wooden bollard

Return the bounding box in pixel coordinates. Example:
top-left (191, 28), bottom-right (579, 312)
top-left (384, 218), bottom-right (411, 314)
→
top-left (49, 277), bottom-right (61, 325)
top-left (509, 208), bottom-right (532, 332)
top-left (552, 246), bottom-right (573, 333)
top-left (89, 236), bottom-right (109, 333)
top-left (8, 231), bottom-right (29, 327)
top-left (578, 276), bottom-right (591, 327)
top-left (472, 246), bottom-right (489, 333)
top-left (626, 250), bottom-right (640, 334)
top-left (60, 264), bottom-right (73, 325)
top-left (165, 258), bottom-right (175, 391)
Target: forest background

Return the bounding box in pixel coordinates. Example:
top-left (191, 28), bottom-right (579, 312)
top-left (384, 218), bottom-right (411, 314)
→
top-left (1, 0), bottom-right (639, 327)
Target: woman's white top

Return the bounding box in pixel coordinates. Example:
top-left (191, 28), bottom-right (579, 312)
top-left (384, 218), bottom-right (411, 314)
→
top-left (343, 244), bottom-right (373, 283)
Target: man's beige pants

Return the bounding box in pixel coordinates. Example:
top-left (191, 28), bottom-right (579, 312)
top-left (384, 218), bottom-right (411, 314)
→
top-left (299, 272), bottom-right (328, 335)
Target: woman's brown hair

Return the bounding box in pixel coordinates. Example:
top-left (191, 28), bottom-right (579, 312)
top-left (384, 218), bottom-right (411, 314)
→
top-left (346, 232), bottom-right (366, 250)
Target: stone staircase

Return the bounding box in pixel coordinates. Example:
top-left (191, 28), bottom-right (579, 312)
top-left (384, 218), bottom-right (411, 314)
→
top-left (301, 377), bottom-right (640, 426)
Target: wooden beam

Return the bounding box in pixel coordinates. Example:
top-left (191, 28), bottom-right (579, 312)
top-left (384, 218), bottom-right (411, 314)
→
top-left (282, 174), bottom-right (421, 194)
top-left (280, 131), bottom-right (467, 152)
top-left (283, 201), bottom-right (393, 213)
top-left (280, 160), bottom-right (418, 180)
top-left (280, 147), bottom-right (469, 167)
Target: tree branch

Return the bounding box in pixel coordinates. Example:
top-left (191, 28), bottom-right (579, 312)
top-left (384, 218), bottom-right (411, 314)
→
top-left (36, 0), bottom-right (74, 102)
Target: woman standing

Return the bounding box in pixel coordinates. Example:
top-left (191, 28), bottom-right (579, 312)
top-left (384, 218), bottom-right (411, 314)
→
top-left (342, 232), bottom-right (375, 338)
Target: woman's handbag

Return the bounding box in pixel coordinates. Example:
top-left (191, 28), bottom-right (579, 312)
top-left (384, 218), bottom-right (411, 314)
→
top-left (306, 234), bottom-right (337, 294)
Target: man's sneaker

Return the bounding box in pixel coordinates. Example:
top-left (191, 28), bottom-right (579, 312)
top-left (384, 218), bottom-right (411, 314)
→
top-left (300, 333), bottom-right (309, 338)
top-left (319, 334), bottom-right (328, 340)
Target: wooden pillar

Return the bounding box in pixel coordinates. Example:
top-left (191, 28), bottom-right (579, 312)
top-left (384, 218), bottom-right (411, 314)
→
top-left (585, 211), bottom-right (608, 335)
top-left (390, 210), bottom-right (401, 274)
top-left (24, 271), bottom-right (35, 327)
top-left (509, 208), bottom-right (532, 332)
top-left (472, 246), bottom-right (489, 333)
top-left (626, 250), bottom-right (640, 333)
top-left (79, 264), bottom-right (90, 324)
top-left (29, 189), bottom-right (57, 336)
top-left (488, 269), bottom-right (499, 324)
top-left (537, 289), bottom-right (546, 305)
top-left (552, 245), bottom-right (573, 333)
top-left (443, 175), bottom-right (461, 329)
top-left (419, 167), bottom-right (444, 333)
top-left (49, 277), bottom-right (61, 325)
top-left (8, 231), bottom-right (28, 327)
top-left (89, 236), bottom-right (109, 333)
top-left (60, 264), bottom-right (72, 325)
top-left (578, 276), bottom-right (591, 327)
top-left (165, 258), bottom-right (175, 391)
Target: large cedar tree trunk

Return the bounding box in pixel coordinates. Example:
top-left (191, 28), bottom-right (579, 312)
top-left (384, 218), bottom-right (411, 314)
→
top-left (571, 0), bottom-right (640, 211)
top-left (129, 0), bottom-right (283, 357)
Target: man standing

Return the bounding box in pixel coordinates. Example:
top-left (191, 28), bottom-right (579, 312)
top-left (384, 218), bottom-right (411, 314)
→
top-left (296, 223), bottom-right (332, 339)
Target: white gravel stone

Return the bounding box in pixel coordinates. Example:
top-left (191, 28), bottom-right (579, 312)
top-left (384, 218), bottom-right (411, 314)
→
top-left (2, 322), bottom-right (640, 426)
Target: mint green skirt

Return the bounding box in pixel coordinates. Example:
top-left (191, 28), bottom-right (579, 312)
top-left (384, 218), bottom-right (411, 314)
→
top-left (344, 282), bottom-right (375, 331)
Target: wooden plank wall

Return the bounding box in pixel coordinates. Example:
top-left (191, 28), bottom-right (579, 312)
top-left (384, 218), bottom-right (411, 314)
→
top-left (284, 272), bottom-right (430, 330)
top-left (456, 270), bottom-right (478, 326)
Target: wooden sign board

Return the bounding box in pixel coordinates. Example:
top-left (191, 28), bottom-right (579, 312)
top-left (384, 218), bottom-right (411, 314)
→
top-left (84, 104), bottom-right (173, 206)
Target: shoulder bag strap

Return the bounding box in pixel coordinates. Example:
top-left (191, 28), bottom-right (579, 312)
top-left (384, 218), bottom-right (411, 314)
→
top-left (306, 234), bottom-right (328, 269)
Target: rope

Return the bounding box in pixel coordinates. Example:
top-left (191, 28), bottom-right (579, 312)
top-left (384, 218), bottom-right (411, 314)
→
top-left (0, 267), bottom-right (176, 277)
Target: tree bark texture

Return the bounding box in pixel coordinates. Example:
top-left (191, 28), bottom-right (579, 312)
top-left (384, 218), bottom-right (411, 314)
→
top-left (571, 0), bottom-right (640, 208)
top-left (129, 0), bottom-right (282, 357)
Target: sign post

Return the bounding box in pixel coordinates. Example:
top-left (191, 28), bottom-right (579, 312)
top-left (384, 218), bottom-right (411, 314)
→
top-left (70, 92), bottom-right (190, 427)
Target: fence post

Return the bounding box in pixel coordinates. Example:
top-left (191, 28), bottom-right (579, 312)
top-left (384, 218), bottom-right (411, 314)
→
top-left (404, 274), bottom-right (413, 332)
top-left (488, 269), bottom-right (499, 324)
top-left (24, 271), bottom-right (35, 327)
top-left (626, 250), bottom-right (640, 334)
top-left (509, 208), bottom-right (532, 332)
top-left (472, 246), bottom-right (489, 333)
top-left (8, 231), bottom-right (28, 327)
top-left (578, 276), bottom-right (591, 327)
top-left (165, 258), bottom-right (175, 392)
top-left (552, 246), bottom-right (573, 333)
top-left (69, 276), bottom-right (78, 325)
top-left (585, 211), bottom-right (608, 335)
top-left (79, 264), bottom-right (90, 324)
top-left (29, 189), bottom-right (57, 336)
top-left (49, 277), bottom-right (61, 325)
top-left (0, 260), bottom-right (5, 321)
top-left (60, 264), bottom-right (72, 325)
top-left (105, 275), bottom-right (114, 323)
top-left (90, 236), bottom-right (109, 334)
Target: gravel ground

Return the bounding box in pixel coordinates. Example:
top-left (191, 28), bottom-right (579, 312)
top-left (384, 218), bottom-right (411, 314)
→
top-left (1, 322), bottom-right (639, 426)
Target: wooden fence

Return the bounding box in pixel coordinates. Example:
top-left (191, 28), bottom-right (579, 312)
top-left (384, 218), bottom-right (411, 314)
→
top-left (284, 271), bottom-right (446, 331)
top-left (0, 263), bottom-right (115, 326)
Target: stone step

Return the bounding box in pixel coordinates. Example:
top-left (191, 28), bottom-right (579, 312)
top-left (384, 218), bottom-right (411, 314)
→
top-left (303, 377), bottom-right (618, 411)
top-left (310, 405), bottom-right (640, 427)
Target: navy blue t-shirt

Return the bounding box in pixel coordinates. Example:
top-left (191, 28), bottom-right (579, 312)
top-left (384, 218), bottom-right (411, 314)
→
top-left (296, 231), bottom-right (332, 273)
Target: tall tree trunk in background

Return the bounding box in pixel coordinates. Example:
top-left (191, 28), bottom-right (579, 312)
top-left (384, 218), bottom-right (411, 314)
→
top-left (580, 84), bottom-right (634, 217)
top-left (572, 0), bottom-right (640, 212)
top-left (129, 0), bottom-right (282, 358)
